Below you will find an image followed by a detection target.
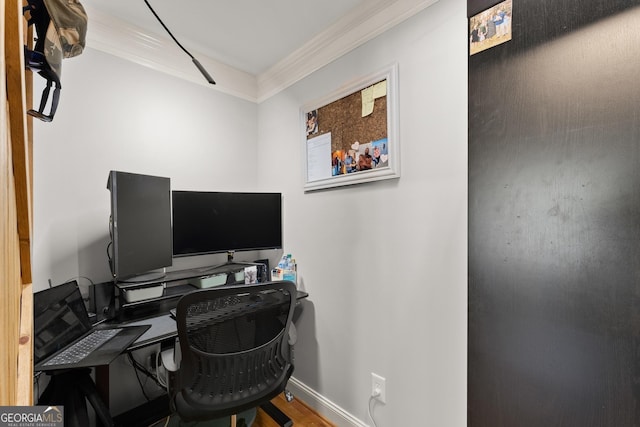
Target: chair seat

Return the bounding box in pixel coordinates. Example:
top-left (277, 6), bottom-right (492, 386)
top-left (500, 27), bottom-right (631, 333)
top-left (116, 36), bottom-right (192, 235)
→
top-left (174, 374), bottom-right (290, 423)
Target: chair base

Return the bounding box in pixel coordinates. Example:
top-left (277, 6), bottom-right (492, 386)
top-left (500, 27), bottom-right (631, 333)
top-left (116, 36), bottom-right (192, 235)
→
top-left (164, 407), bottom-right (256, 427)
top-left (260, 401), bottom-right (293, 427)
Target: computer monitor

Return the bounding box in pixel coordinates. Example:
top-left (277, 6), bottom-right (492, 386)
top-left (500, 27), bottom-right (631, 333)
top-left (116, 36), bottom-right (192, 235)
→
top-left (107, 171), bottom-right (172, 282)
top-left (171, 191), bottom-right (282, 260)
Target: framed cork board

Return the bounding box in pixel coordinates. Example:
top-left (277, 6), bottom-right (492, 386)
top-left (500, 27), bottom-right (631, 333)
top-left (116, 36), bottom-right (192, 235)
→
top-left (302, 63), bottom-right (400, 192)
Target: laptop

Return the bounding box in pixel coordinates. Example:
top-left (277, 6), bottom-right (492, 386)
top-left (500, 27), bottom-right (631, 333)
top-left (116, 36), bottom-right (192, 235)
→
top-left (34, 280), bottom-right (150, 372)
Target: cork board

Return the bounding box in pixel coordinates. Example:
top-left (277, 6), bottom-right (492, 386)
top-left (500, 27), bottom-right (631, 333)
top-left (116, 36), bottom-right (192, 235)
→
top-left (302, 64), bottom-right (400, 192)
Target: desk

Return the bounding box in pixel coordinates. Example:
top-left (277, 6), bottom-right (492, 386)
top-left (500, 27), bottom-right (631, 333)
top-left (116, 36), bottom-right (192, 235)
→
top-left (99, 288), bottom-right (308, 427)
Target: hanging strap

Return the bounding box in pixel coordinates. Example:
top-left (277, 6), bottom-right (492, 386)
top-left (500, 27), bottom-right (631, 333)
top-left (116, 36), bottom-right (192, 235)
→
top-left (29, 74), bottom-right (61, 122)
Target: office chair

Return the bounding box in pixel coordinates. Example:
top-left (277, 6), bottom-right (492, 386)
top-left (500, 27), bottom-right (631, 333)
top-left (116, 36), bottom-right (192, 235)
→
top-left (161, 281), bottom-right (297, 427)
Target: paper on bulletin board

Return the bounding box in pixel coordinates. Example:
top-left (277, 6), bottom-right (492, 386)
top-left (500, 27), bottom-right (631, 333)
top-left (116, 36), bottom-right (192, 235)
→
top-left (306, 132), bottom-right (332, 182)
top-left (361, 80), bottom-right (387, 117)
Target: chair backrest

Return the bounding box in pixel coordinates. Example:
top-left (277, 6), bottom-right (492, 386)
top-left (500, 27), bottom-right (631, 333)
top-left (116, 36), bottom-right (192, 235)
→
top-left (173, 281), bottom-right (297, 420)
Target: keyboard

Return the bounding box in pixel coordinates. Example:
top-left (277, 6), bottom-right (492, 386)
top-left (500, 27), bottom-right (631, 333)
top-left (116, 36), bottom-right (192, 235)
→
top-left (43, 328), bottom-right (122, 366)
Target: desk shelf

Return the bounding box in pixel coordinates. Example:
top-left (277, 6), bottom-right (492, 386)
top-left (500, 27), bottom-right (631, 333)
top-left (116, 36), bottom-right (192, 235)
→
top-left (112, 262), bottom-right (266, 322)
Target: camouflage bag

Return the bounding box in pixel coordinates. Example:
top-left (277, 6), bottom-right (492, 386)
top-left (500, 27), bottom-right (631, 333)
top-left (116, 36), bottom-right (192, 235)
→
top-left (23, 0), bottom-right (87, 122)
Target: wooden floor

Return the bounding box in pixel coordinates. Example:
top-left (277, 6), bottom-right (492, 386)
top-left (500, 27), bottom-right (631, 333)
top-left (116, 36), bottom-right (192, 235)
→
top-left (254, 393), bottom-right (335, 427)
top-left (147, 393), bottom-right (335, 427)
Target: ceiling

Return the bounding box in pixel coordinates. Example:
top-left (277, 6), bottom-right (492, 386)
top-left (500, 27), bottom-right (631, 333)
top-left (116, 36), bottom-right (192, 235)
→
top-left (88, 0), bottom-right (370, 76)
top-left (84, 0), bottom-right (437, 101)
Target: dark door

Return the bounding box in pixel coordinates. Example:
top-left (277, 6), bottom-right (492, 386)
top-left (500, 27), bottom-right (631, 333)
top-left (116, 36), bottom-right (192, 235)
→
top-left (468, 1), bottom-right (640, 425)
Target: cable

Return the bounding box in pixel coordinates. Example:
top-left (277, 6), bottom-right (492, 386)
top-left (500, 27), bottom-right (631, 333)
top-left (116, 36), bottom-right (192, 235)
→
top-left (129, 353), bottom-right (161, 386)
top-left (146, 416), bottom-right (171, 427)
top-left (368, 392), bottom-right (380, 427)
top-left (127, 351), bottom-right (173, 404)
top-left (64, 276), bottom-right (96, 307)
top-left (143, 0), bottom-right (190, 60)
top-left (67, 275), bottom-right (95, 285)
top-left (107, 215), bottom-right (114, 277)
top-left (128, 353), bottom-right (151, 401)
top-left (143, 0), bottom-right (216, 85)
top-left (106, 240), bottom-right (114, 277)
top-left (64, 275), bottom-right (95, 294)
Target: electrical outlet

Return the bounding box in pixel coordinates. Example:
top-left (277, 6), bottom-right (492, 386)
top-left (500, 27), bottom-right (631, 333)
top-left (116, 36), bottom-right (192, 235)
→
top-left (371, 372), bottom-right (386, 403)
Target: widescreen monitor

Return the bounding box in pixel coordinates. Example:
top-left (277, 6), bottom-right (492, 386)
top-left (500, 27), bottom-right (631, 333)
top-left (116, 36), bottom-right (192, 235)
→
top-left (172, 191), bottom-right (282, 258)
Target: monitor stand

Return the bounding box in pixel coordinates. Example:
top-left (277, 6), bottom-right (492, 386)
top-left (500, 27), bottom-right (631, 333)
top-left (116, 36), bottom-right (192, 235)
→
top-left (117, 270), bottom-right (167, 284)
top-left (197, 251), bottom-right (257, 275)
top-left (223, 250), bottom-right (255, 266)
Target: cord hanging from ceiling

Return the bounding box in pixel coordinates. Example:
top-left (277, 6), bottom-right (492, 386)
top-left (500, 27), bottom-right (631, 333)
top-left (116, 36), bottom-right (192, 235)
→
top-left (143, 0), bottom-right (216, 85)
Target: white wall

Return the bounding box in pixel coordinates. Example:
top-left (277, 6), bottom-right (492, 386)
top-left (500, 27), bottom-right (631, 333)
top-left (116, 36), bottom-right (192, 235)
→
top-left (32, 0), bottom-right (467, 424)
top-left (257, 0), bottom-right (467, 424)
top-left (32, 49), bottom-right (260, 290)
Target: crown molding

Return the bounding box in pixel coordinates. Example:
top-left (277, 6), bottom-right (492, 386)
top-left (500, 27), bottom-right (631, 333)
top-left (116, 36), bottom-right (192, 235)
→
top-left (84, 0), bottom-right (438, 104)
top-left (257, 0), bottom-right (439, 102)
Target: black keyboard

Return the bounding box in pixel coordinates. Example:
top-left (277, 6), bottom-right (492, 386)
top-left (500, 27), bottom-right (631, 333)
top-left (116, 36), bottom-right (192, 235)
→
top-left (43, 328), bottom-right (121, 366)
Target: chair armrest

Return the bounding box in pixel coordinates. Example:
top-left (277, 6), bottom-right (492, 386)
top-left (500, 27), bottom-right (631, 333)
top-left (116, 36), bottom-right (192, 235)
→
top-left (160, 338), bottom-right (181, 372)
top-left (159, 339), bottom-right (181, 409)
top-left (288, 322), bottom-right (297, 346)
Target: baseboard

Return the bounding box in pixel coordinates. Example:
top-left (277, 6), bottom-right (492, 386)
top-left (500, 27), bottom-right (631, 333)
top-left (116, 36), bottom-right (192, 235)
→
top-left (287, 377), bottom-right (368, 427)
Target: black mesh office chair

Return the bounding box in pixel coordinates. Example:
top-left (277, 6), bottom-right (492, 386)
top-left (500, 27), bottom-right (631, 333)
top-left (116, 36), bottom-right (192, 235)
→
top-left (162, 281), bottom-right (297, 427)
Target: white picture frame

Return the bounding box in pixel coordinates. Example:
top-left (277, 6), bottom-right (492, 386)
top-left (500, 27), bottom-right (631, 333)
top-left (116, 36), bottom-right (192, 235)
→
top-left (302, 63), bottom-right (400, 192)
